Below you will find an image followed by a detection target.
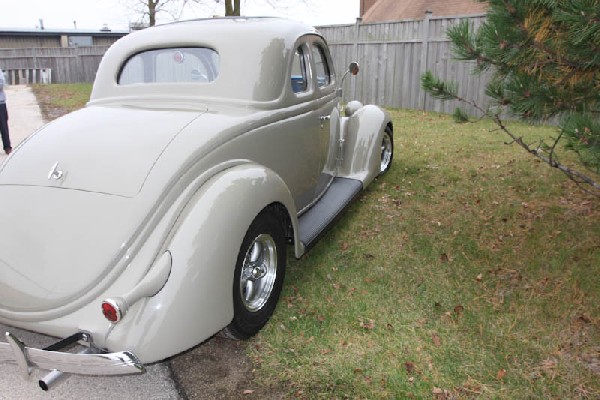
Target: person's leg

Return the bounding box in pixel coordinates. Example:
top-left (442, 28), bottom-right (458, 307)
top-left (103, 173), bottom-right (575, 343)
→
top-left (0, 103), bottom-right (11, 153)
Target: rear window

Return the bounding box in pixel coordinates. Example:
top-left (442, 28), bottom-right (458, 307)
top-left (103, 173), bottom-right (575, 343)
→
top-left (118, 47), bottom-right (219, 85)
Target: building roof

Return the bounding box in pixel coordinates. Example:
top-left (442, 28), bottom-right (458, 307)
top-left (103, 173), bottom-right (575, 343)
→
top-left (0, 27), bottom-right (128, 37)
top-left (362, 0), bottom-right (488, 22)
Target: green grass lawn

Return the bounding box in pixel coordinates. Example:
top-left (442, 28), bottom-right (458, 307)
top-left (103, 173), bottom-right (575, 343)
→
top-left (253, 111), bottom-right (599, 399)
top-left (32, 85), bottom-right (600, 399)
top-left (31, 83), bottom-right (92, 119)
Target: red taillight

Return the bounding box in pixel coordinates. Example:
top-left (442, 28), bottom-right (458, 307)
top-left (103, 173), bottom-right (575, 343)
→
top-left (101, 300), bottom-right (122, 323)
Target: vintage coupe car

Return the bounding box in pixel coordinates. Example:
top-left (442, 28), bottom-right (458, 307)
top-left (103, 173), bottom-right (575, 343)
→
top-left (0, 17), bottom-right (393, 388)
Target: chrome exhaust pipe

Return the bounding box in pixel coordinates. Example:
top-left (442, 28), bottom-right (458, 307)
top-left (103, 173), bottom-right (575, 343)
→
top-left (38, 347), bottom-right (94, 390)
top-left (39, 369), bottom-right (63, 391)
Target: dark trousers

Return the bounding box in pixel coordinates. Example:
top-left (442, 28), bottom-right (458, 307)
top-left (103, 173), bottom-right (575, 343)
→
top-left (0, 102), bottom-right (10, 150)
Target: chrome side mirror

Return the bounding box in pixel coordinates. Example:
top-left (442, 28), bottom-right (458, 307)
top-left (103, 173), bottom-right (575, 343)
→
top-left (338, 61), bottom-right (360, 98)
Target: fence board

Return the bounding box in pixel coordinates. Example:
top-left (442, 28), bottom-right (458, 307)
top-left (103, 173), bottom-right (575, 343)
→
top-left (318, 14), bottom-right (490, 115)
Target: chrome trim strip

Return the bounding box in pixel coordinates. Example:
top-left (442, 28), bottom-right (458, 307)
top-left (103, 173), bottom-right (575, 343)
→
top-left (1, 332), bottom-right (144, 377)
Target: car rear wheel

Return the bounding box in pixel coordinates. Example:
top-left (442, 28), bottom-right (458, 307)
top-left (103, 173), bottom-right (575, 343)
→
top-left (222, 208), bottom-right (286, 339)
top-left (380, 125), bottom-right (393, 174)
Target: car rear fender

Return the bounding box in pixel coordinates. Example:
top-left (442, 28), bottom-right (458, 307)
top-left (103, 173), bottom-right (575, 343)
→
top-left (338, 104), bottom-right (391, 187)
top-left (102, 163), bottom-right (299, 363)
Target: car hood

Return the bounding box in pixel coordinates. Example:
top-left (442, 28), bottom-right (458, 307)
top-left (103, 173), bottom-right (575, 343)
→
top-left (0, 105), bottom-right (203, 197)
top-left (0, 105), bottom-right (209, 315)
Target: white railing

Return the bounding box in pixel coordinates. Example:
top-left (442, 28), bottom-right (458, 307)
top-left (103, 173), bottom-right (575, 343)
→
top-left (2, 68), bottom-right (52, 85)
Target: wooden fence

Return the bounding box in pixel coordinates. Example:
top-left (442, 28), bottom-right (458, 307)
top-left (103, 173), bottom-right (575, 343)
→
top-left (0, 46), bottom-right (108, 84)
top-left (0, 14), bottom-right (492, 114)
top-left (319, 13), bottom-right (492, 114)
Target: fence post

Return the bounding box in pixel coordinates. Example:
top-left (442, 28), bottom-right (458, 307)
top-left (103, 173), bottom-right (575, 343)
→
top-left (32, 47), bottom-right (38, 69)
top-left (420, 10), bottom-right (432, 110)
top-left (352, 17), bottom-right (362, 100)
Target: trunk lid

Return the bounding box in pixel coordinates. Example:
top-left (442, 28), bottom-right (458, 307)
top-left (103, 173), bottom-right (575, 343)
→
top-left (0, 186), bottom-right (140, 312)
top-left (0, 105), bottom-right (203, 197)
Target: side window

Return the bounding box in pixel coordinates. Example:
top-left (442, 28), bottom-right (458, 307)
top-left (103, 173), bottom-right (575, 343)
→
top-left (290, 46), bottom-right (309, 93)
top-left (312, 44), bottom-right (331, 88)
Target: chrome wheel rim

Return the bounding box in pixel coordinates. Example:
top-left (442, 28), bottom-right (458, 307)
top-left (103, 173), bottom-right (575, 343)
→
top-left (380, 131), bottom-right (393, 173)
top-left (239, 234), bottom-right (277, 312)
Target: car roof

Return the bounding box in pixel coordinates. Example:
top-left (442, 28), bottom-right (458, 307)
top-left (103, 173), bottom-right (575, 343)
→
top-left (91, 17), bottom-right (325, 106)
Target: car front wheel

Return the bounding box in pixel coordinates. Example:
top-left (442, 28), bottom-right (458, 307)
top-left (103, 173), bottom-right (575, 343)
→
top-left (222, 208), bottom-right (286, 339)
top-left (380, 125), bottom-right (393, 174)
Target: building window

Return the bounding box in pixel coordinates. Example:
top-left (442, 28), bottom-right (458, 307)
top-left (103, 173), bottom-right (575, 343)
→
top-left (68, 36), bottom-right (93, 47)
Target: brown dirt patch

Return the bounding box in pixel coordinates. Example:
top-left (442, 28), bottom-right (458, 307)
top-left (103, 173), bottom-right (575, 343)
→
top-left (32, 88), bottom-right (70, 121)
top-left (168, 336), bottom-right (284, 400)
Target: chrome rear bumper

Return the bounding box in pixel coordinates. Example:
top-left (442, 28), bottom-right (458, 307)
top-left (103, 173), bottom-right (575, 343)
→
top-left (1, 331), bottom-right (144, 389)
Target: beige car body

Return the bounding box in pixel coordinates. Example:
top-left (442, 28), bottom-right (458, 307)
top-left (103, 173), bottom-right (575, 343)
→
top-left (0, 17), bottom-right (392, 384)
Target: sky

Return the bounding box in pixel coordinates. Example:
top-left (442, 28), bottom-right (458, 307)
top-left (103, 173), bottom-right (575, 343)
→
top-left (0, 0), bottom-right (360, 31)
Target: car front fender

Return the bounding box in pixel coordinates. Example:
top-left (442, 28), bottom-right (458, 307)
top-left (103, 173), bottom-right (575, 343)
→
top-left (338, 105), bottom-right (391, 187)
top-left (102, 163), bottom-right (298, 363)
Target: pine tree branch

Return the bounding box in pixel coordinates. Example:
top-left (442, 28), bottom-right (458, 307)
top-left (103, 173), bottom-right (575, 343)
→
top-left (425, 82), bottom-right (600, 195)
top-left (491, 113), bottom-right (600, 194)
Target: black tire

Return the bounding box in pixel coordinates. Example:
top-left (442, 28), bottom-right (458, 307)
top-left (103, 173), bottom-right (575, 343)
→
top-left (222, 208), bottom-right (286, 340)
top-left (380, 125), bottom-right (393, 175)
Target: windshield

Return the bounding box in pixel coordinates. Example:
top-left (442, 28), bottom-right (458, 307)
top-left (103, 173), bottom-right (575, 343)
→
top-left (118, 47), bottom-right (219, 85)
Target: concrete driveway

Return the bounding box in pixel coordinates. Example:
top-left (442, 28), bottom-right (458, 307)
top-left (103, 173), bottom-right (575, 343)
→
top-left (0, 85), bottom-right (42, 160)
top-left (0, 85), bottom-right (182, 400)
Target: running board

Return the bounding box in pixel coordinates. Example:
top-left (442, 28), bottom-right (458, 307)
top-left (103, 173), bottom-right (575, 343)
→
top-left (298, 177), bottom-right (363, 250)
